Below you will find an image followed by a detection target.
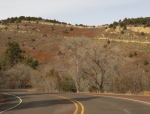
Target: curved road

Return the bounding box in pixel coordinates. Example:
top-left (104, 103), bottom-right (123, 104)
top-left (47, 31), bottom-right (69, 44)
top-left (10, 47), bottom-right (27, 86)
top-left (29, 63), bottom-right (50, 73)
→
top-left (0, 90), bottom-right (150, 114)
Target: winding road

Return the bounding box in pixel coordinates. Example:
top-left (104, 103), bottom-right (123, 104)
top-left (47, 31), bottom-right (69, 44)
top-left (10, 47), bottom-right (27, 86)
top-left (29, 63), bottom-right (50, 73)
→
top-left (0, 89), bottom-right (150, 114)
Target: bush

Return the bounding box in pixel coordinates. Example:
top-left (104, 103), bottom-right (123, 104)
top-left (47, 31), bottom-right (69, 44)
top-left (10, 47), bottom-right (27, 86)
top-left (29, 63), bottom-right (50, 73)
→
top-left (107, 40), bottom-right (110, 44)
top-left (141, 32), bottom-right (145, 36)
top-left (63, 30), bottom-right (69, 34)
top-left (123, 25), bottom-right (127, 30)
top-left (129, 53), bottom-right (133, 58)
top-left (134, 52), bottom-right (137, 56)
top-left (70, 27), bottom-right (73, 31)
top-left (144, 60), bottom-right (149, 65)
top-left (103, 45), bottom-right (107, 48)
top-left (17, 20), bottom-right (21, 23)
top-left (5, 27), bottom-right (8, 30)
top-left (8, 37), bottom-right (11, 39)
top-left (37, 69), bottom-right (61, 92)
top-left (1, 64), bottom-right (32, 89)
top-left (42, 34), bottom-right (47, 37)
top-left (61, 76), bottom-right (76, 92)
top-left (109, 24), bottom-right (113, 28)
top-left (113, 26), bottom-right (116, 29)
top-left (52, 26), bottom-right (54, 31)
top-left (121, 30), bottom-right (124, 34)
top-left (22, 55), bottom-right (38, 69)
top-left (58, 51), bottom-right (63, 56)
top-left (120, 22), bottom-right (124, 27)
top-left (32, 39), bottom-right (35, 41)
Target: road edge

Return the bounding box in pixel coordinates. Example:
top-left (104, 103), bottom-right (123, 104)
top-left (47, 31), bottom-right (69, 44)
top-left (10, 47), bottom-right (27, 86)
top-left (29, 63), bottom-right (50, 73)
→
top-left (0, 93), bottom-right (6, 106)
top-left (0, 92), bottom-right (22, 114)
top-left (49, 92), bottom-right (150, 106)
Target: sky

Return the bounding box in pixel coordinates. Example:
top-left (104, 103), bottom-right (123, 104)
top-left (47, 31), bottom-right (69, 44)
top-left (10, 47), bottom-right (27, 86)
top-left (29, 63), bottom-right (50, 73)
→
top-left (0, 0), bottom-right (149, 26)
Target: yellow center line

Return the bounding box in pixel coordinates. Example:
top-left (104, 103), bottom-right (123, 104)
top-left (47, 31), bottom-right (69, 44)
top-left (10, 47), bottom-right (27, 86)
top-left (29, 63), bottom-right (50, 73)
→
top-left (71, 99), bottom-right (84, 114)
top-left (46, 94), bottom-right (78, 114)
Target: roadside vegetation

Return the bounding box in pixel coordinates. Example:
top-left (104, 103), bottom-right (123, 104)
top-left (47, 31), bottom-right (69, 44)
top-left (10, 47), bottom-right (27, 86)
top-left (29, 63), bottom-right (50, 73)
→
top-left (0, 16), bottom-right (150, 95)
top-left (0, 38), bottom-right (150, 95)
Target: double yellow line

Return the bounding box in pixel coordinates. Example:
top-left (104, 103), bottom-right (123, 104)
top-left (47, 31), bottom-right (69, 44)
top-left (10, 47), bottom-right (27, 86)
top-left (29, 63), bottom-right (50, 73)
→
top-left (46, 94), bottom-right (84, 114)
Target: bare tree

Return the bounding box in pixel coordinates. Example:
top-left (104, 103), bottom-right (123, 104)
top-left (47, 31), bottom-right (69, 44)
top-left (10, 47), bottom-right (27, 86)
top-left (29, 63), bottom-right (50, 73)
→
top-left (80, 42), bottom-right (117, 93)
top-left (62, 36), bottom-right (92, 92)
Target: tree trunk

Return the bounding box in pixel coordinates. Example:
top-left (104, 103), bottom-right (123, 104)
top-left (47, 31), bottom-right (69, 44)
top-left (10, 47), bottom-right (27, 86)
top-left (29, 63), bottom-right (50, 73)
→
top-left (76, 58), bottom-right (79, 93)
top-left (75, 82), bottom-right (79, 93)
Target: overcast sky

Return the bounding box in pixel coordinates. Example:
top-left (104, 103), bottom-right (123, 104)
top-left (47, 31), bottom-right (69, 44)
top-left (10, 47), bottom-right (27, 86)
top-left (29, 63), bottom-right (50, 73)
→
top-left (0, 0), bottom-right (149, 26)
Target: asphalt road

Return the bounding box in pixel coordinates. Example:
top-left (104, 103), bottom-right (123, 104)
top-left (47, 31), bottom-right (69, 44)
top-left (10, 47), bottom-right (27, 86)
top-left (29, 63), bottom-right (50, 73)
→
top-left (0, 89), bottom-right (150, 114)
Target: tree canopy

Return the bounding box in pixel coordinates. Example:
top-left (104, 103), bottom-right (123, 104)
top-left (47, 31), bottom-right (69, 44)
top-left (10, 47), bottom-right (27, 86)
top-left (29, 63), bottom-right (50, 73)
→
top-left (109, 17), bottom-right (150, 28)
top-left (1, 16), bottom-right (67, 25)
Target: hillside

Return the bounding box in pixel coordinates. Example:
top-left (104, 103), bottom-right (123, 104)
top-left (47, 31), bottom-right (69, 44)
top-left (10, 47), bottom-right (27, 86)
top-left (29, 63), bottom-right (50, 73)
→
top-left (0, 16), bottom-right (150, 94)
top-left (0, 18), bottom-right (150, 64)
top-left (0, 19), bottom-right (105, 64)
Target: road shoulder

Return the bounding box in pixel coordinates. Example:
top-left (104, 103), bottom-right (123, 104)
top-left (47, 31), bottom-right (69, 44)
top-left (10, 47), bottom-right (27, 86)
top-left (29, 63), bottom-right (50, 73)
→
top-left (78, 93), bottom-right (150, 104)
top-left (0, 93), bottom-right (6, 106)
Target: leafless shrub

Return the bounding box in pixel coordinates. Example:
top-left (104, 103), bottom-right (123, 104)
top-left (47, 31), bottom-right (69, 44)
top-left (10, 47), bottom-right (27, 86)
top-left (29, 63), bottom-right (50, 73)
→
top-left (112, 65), bottom-right (150, 94)
top-left (1, 64), bottom-right (32, 89)
top-left (30, 66), bottom-right (61, 92)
